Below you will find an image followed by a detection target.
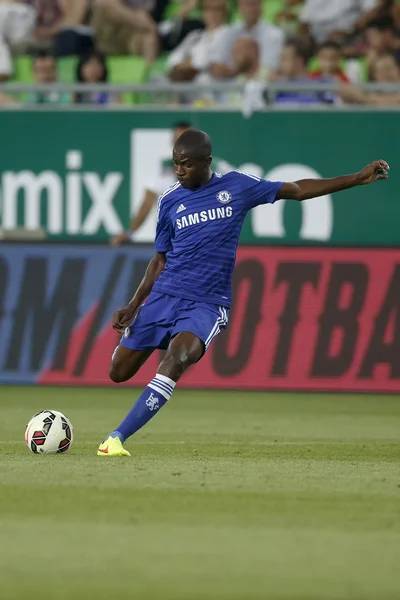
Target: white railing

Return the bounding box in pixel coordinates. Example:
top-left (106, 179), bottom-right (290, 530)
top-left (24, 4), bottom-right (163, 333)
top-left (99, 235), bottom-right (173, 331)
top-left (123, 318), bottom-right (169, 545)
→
top-left (1, 81), bottom-right (400, 111)
top-left (1, 81), bottom-right (400, 93)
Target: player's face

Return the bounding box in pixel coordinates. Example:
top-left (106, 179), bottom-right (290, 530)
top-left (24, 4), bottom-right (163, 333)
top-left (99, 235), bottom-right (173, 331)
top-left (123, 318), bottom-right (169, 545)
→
top-left (173, 151), bottom-right (211, 189)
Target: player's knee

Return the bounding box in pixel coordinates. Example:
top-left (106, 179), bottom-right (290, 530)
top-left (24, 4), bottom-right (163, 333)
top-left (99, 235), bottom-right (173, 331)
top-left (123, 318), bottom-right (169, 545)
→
top-left (109, 364), bottom-right (129, 384)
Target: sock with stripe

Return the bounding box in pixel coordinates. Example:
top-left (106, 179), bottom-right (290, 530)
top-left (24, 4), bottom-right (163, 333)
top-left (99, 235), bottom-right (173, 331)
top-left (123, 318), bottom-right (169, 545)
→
top-left (109, 374), bottom-right (176, 443)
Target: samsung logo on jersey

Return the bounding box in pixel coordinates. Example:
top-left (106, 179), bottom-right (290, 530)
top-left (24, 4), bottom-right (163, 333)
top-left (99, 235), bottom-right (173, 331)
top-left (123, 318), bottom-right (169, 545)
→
top-left (176, 206), bottom-right (233, 230)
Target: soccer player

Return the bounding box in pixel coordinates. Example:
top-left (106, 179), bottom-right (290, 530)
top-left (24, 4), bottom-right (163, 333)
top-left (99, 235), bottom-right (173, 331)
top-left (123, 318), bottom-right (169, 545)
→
top-left (98, 128), bottom-right (389, 457)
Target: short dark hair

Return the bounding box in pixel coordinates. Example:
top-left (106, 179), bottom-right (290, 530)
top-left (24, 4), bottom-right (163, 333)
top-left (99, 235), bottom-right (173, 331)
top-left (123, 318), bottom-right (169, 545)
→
top-left (366, 16), bottom-right (395, 32)
top-left (33, 50), bottom-right (54, 62)
top-left (318, 41), bottom-right (342, 53)
top-left (174, 129), bottom-right (212, 158)
top-left (173, 121), bottom-right (192, 130)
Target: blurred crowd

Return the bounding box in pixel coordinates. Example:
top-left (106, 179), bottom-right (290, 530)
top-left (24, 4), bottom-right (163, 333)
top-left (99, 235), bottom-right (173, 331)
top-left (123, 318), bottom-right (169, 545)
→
top-left (1, 0), bottom-right (400, 107)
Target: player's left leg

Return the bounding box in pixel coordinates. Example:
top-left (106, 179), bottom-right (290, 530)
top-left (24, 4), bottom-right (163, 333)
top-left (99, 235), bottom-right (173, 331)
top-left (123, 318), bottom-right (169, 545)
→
top-left (98, 332), bottom-right (203, 456)
top-left (98, 298), bottom-right (228, 457)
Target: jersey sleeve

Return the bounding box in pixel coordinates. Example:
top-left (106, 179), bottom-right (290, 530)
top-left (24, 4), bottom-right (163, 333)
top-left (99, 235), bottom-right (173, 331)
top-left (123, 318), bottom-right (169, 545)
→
top-left (238, 171), bottom-right (284, 210)
top-left (155, 196), bottom-right (173, 252)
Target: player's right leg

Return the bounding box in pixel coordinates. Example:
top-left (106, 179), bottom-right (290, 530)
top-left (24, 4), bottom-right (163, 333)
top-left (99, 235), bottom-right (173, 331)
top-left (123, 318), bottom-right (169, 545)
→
top-left (98, 291), bottom-right (174, 457)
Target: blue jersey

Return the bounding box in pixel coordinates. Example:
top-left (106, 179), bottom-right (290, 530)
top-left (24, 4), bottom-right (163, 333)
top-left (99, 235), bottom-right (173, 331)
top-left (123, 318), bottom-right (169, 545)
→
top-left (153, 171), bottom-right (284, 307)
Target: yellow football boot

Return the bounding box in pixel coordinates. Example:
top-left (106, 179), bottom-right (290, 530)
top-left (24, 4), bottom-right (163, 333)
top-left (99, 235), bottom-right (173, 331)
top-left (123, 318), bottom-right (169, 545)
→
top-left (97, 436), bottom-right (131, 457)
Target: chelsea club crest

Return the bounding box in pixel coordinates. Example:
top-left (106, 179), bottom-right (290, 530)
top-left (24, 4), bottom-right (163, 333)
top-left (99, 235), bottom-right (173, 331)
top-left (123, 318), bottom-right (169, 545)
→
top-left (216, 190), bottom-right (232, 204)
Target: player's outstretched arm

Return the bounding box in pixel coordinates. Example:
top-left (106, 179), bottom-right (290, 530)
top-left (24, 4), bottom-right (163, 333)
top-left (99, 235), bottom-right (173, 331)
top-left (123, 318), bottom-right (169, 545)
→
top-left (112, 252), bottom-right (166, 333)
top-left (277, 160), bottom-right (390, 201)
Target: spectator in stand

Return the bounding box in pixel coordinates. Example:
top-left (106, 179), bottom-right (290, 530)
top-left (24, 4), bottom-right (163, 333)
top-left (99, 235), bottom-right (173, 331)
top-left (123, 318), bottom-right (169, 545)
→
top-left (15, 1), bottom-right (93, 56)
top-left (370, 50), bottom-right (400, 81)
top-left (0, 34), bottom-right (12, 81)
top-left (75, 51), bottom-right (118, 105)
top-left (224, 36), bottom-right (267, 113)
top-left (300, 0), bottom-right (380, 45)
top-left (158, 0), bottom-right (205, 52)
top-left (211, 0), bottom-right (285, 79)
top-left (275, 0), bottom-right (303, 37)
top-left (310, 41), bottom-right (350, 82)
top-left (232, 36), bottom-right (266, 82)
top-left (25, 51), bottom-right (71, 104)
top-left (167, 0), bottom-right (229, 82)
top-left (92, 0), bottom-right (158, 64)
top-left (0, 0), bottom-right (35, 79)
top-left (273, 39), bottom-right (338, 104)
top-left (341, 52), bottom-right (400, 104)
top-left (364, 16), bottom-right (400, 74)
top-left (393, 0), bottom-right (400, 28)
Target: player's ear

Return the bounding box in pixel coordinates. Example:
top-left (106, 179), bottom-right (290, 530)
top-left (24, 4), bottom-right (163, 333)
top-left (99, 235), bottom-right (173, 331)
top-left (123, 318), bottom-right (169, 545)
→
top-left (206, 156), bottom-right (212, 168)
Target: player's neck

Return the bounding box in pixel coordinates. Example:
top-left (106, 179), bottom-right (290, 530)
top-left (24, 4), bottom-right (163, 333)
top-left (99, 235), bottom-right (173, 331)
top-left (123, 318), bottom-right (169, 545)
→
top-left (188, 169), bottom-right (213, 190)
top-left (200, 169), bottom-right (213, 187)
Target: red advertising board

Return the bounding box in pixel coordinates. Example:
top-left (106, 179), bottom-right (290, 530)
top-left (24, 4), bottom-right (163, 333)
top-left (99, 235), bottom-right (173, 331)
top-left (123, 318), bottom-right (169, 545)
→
top-left (33, 247), bottom-right (400, 393)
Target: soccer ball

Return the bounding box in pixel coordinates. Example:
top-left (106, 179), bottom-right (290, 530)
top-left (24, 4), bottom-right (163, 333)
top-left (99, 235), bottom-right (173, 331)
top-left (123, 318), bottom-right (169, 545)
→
top-left (25, 410), bottom-right (74, 454)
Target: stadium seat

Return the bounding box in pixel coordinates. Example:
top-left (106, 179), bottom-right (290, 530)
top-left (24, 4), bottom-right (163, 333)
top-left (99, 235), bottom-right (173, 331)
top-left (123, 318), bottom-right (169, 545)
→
top-left (107, 56), bottom-right (148, 105)
top-left (164, 0), bottom-right (201, 19)
top-left (12, 56), bottom-right (34, 83)
top-left (308, 56), bottom-right (368, 83)
top-left (57, 57), bottom-right (78, 83)
top-left (148, 54), bottom-right (168, 79)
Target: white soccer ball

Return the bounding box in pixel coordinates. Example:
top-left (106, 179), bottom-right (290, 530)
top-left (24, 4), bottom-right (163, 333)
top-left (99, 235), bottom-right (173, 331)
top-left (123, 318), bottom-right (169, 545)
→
top-left (25, 410), bottom-right (74, 454)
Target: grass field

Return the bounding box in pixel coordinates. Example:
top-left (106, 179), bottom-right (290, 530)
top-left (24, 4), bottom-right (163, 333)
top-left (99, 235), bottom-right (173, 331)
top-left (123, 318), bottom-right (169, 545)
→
top-left (0, 386), bottom-right (399, 600)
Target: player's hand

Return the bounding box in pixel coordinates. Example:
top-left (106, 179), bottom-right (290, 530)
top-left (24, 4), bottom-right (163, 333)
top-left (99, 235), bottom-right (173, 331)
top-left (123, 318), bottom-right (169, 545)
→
top-left (112, 305), bottom-right (138, 334)
top-left (357, 160), bottom-right (390, 185)
top-left (110, 233), bottom-right (130, 246)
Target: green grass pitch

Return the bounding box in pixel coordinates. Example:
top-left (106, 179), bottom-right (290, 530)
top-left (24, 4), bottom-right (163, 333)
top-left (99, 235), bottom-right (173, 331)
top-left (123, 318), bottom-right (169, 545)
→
top-left (1, 386), bottom-right (400, 600)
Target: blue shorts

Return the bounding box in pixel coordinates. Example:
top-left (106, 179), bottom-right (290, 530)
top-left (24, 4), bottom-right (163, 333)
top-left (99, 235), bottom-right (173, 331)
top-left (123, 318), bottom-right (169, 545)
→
top-left (120, 291), bottom-right (229, 352)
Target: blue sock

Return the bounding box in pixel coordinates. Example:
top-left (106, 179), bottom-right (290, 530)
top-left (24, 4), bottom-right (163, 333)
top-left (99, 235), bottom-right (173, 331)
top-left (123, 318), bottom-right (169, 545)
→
top-left (109, 374), bottom-right (176, 443)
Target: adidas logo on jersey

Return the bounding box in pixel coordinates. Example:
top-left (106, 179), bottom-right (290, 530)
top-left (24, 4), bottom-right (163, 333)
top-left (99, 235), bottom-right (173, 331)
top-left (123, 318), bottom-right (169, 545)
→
top-left (176, 204), bottom-right (187, 214)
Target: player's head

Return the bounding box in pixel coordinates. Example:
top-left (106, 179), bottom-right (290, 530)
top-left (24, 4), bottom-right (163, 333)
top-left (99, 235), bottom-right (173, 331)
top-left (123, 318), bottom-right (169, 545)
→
top-left (172, 121), bottom-right (192, 145)
top-left (173, 129), bottom-right (212, 189)
top-left (317, 42), bottom-right (342, 76)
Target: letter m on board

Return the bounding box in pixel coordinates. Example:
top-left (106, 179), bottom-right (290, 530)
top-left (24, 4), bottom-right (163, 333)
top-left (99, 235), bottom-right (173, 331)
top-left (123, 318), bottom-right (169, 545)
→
top-left (5, 258), bottom-right (85, 371)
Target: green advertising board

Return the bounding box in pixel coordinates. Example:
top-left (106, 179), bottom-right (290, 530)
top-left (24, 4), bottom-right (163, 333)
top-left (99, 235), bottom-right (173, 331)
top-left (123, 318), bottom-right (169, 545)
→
top-left (0, 110), bottom-right (398, 245)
